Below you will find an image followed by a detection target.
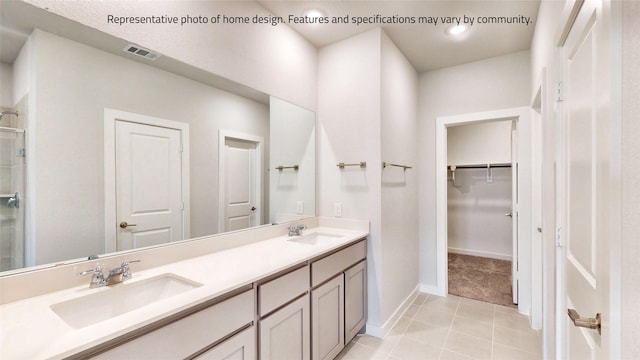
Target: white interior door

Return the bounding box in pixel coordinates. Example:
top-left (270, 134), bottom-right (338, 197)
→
top-left (559, 0), bottom-right (610, 357)
top-left (220, 135), bottom-right (262, 232)
top-left (115, 120), bottom-right (183, 250)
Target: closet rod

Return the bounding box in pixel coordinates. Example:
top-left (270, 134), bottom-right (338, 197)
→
top-left (448, 163), bottom-right (511, 170)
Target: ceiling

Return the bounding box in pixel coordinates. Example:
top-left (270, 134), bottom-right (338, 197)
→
top-left (0, 1), bottom-right (540, 74)
top-left (258, 1), bottom-right (540, 72)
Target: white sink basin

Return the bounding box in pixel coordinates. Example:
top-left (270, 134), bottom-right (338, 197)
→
top-left (51, 273), bottom-right (202, 329)
top-left (287, 232), bottom-right (343, 245)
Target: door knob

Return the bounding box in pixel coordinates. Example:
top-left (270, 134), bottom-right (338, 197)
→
top-left (119, 221), bottom-right (137, 229)
top-left (568, 308), bottom-right (601, 335)
top-left (505, 212), bottom-right (513, 217)
top-left (251, 206), bottom-right (257, 211)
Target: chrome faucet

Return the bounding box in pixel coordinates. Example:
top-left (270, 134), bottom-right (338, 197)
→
top-left (79, 260), bottom-right (141, 288)
top-left (78, 264), bottom-right (106, 288)
top-left (288, 224), bottom-right (307, 236)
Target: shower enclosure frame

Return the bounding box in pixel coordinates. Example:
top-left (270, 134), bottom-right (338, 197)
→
top-left (0, 125), bottom-right (26, 271)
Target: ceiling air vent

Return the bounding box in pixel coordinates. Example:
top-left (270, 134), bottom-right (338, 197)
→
top-left (122, 44), bottom-right (160, 60)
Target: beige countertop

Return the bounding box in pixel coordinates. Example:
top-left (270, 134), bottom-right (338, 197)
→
top-left (0, 222), bottom-right (368, 359)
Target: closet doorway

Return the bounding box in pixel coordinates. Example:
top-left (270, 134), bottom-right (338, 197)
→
top-left (435, 107), bottom-right (538, 326)
top-left (446, 120), bottom-right (516, 307)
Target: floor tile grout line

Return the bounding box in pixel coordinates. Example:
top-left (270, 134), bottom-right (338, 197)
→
top-left (371, 294), bottom-right (428, 358)
top-left (437, 297), bottom-right (460, 360)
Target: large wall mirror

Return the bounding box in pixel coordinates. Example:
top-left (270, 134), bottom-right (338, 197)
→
top-left (0, 2), bottom-right (316, 275)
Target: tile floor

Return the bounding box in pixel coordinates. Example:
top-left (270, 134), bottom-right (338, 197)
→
top-left (336, 293), bottom-right (542, 360)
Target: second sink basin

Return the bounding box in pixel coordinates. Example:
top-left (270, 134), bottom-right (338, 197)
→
top-left (287, 232), bottom-right (343, 245)
top-left (51, 273), bottom-right (202, 329)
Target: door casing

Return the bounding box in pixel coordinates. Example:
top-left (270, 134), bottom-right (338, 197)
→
top-left (433, 106), bottom-right (540, 328)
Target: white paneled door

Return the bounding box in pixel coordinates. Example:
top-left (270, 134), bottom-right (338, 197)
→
top-left (115, 120), bottom-right (184, 250)
top-left (219, 133), bottom-right (262, 232)
top-left (559, 0), bottom-right (611, 358)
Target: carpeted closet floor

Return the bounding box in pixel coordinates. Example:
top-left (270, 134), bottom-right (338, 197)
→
top-left (448, 253), bottom-right (516, 307)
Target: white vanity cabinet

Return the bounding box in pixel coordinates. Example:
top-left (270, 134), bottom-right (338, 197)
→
top-left (90, 289), bottom-right (254, 359)
top-left (345, 260), bottom-right (367, 343)
top-left (312, 274), bottom-right (345, 360)
top-left (193, 326), bottom-right (256, 360)
top-left (71, 237), bottom-right (366, 360)
top-left (310, 240), bottom-right (367, 360)
top-left (258, 265), bottom-right (310, 360)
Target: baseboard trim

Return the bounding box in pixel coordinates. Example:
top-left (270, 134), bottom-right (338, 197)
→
top-left (365, 285), bottom-right (420, 339)
top-left (419, 283), bottom-right (445, 296)
top-left (448, 247), bottom-right (512, 261)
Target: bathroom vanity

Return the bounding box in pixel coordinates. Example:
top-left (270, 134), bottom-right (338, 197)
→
top-left (0, 217), bottom-right (368, 359)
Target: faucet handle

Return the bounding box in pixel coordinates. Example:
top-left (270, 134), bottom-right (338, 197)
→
top-left (121, 260), bottom-right (141, 281)
top-left (78, 264), bottom-right (106, 288)
top-left (121, 259), bottom-right (141, 267)
top-left (78, 264), bottom-right (103, 277)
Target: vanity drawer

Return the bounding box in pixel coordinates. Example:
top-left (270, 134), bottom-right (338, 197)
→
top-left (311, 240), bottom-right (366, 287)
top-left (259, 265), bottom-right (309, 316)
top-left (93, 289), bottom-right (254, 359)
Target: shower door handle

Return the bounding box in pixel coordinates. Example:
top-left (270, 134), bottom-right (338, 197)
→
top-left (119, 221), bottom-right (137, 229)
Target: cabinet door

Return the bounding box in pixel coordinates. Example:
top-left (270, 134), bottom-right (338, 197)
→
top-left (345, 260), bottom-right (367, 343)
top-left (312, 274), bottom-right (345, 360)
top-left (194, 326), bottom-right (255, 360)
top-left (259, 294), bottom-right (310, 360)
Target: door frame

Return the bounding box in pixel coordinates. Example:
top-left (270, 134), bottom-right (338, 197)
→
top-left (435, 106), bottom-right (540, 327)
top-left (218, 130), bottom-right (264, 233)
top-left (104, 109), bottom-right (190, 253)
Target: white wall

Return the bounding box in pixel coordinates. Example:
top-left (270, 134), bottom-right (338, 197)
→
top-left (418, 51), bottom-right (531, 288)
top-left (0, 63), bottom-right (13, 109)
top-left (380, 31), bottom-right (419, 326)
top-left (25, 30), bottom-right (269, 265)
top-left (448, 168), bottom-right (512, 259)
top-left (23, 0), bottom-right (318, 111)
top-left (447, 121), bottom-right (513, 259)
top-left (318, 28), bottom-right (419, 334)
top-left (269, 96), bottom-right (316, 223)
top-left (447, 121), bottom-right (512, 166)
top-left (318, 28), bottom-right (383, 327)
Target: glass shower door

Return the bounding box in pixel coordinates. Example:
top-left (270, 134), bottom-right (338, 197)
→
top-left (0, 127), bottom-right (25, 271)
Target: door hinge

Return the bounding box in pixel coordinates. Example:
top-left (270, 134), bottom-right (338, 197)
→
top-left (556, 81), bottom-right (564, 102)
top-left (179, 144), bottom-right (184, 153)
top-left (556, 226), bottom-right (564, 247)
top-left (16, 148), bottom-right (25, 157)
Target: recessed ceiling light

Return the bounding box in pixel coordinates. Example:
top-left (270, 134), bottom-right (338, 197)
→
top-left (447, 25), bottom-right (467, 35)
top-left (305, 9), bottom-right (324, 19)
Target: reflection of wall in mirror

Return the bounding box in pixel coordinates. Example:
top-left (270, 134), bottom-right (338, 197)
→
top-left (269, 97), bottom-right (316, 224)
top-left (12, 29), bottom-right (269, 267)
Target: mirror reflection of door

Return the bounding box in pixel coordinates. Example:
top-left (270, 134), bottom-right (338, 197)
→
top-left (219, 133), bottom-right (263, 232)
top-left (114, 120), bottom-right (185, 251)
